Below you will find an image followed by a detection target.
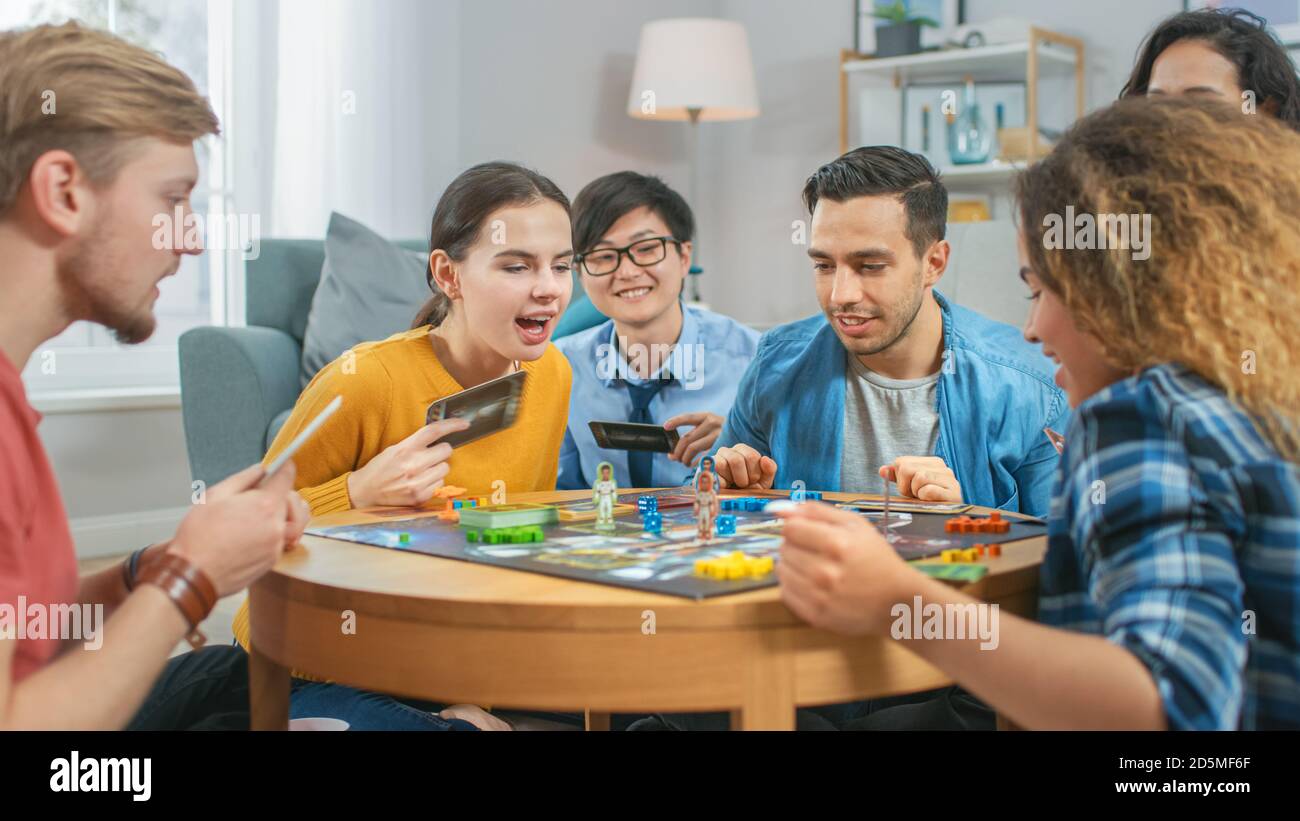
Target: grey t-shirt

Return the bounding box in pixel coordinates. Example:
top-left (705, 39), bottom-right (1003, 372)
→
top-left (840, 351), bottom-right (941, 493)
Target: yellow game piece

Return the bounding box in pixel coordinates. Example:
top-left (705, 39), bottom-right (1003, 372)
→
top-left (961, 548), bottom-right (981, 563)
top-left (941, 549), bottom-right (963, 563)
top-left (693, 550), bottom-right (774, 580)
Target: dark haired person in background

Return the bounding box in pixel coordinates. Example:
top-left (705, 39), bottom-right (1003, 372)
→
top-left (714, 146), bottom-right (1067, 520)
top-left (555, 172), bottom-right (758, 490)
top-left (1121, 7), bottom-right (1300, 128)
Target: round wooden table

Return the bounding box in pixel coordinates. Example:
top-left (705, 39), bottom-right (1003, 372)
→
top-left (248, 489), bottom-right (1046, 730)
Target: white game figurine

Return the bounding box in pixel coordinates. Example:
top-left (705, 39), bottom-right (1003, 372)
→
top-left (593, 461), bottom-right (618, 532)
top-left (694, 457), bottom-right (720, 542)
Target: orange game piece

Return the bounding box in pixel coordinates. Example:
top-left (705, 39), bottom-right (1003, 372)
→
top-left (988, 544), bottom-right (1002, 557)
top-left (944, 516), bottom-right (972, 534)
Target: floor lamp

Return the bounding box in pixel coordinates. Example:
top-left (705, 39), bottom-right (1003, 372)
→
top-left (627, 18), bottom-right (760, 303)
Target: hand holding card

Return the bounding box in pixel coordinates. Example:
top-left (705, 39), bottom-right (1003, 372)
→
top-left (346, 415), bottom-right (471, 509)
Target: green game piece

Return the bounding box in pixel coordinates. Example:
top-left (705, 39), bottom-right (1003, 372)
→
top-left (913, 563), bottom-right (989, 582)
top-left (398, 532), bottom-right (410, 545)
top-left (465, 529), bottom-right (479, 542)
top-left (459, 503), bottom-right (558, 531)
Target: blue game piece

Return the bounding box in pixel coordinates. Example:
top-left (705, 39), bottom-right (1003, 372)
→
top-left (453, 500), bottom-right (463, 509)
top-left (637, 495), bottom-right (658, 513)
top-left (643, 512), bottom-right (663, 533)
top-left (805, 491), bottom-right (822, 501)
top-left (716, 514), bottom-right (736, 535)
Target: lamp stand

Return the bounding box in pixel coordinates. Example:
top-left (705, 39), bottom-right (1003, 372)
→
top-left (687, 107), bottom-right (703, 304)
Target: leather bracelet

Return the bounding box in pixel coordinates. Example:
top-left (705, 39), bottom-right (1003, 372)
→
top-left (137, 553), bottom-right (218, 649)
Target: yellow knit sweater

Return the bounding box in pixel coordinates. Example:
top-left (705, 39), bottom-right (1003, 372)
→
top-left (231, 327), bottom-right (572, 659)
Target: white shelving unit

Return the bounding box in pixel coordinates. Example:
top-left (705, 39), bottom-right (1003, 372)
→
top-left (839, 27), bottom-right (1086, 173)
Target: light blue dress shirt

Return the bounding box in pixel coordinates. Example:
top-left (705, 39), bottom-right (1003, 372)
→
top-left (555, 305), bottom-right (760, 489)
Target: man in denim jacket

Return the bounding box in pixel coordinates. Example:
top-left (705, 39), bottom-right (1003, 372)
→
top-left (714, 146), bottom-right (1067, 520)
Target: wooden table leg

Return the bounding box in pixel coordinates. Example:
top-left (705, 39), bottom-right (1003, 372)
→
top-left (730, 632), bottom-right (796, 730)
top-left (584, 710), bottom-right (611, 731)
top-left (730, 701), bottom-right (795, 730)
top-left (249, 643), bottom-right (290, 731)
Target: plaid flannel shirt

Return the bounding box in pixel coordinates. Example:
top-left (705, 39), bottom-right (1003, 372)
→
top-left (1040, 364), bottom-right (1300, 729)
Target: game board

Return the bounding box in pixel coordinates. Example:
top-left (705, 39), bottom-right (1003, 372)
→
top-left (306, 488), bottom-right (1045, 600)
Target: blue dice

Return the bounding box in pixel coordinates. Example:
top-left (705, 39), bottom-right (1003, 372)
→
top-left (716, 514), bottom-right (736, 535)
top-left (637, 495), bottom-right (658, 514)
top-left (643, 511), bottom-right (663, 533)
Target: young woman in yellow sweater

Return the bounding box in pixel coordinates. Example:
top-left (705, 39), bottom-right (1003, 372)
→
top-left (232, 162), bottom-right (575, 730)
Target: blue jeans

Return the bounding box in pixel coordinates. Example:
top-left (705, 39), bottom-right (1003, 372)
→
top-left (289, 680), bottom-right (479, 731)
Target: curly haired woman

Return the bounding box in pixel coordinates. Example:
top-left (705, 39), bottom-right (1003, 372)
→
top-left (771, 96), bottom-right (1300, 730)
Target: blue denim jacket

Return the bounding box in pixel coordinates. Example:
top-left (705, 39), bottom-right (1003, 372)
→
top-left (714, 291), bottom-right (1069, 517)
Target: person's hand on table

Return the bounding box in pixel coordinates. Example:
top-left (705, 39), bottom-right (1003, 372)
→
top-left (346, 417), bottom-right (470, 508)
top-left (439, 704), bottom-right (513, 731)
top-left (879, 455), bottom-right (962, 503)
top-left (663, 411), bottom-right (723, 468)
top-left (714, 443), bottom-right (778, 490)
top-left (774, 501), bottom-right (914, 636)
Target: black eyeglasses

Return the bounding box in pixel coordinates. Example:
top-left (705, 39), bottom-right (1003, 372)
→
top-left (576, 236), bottom-right (682, 276)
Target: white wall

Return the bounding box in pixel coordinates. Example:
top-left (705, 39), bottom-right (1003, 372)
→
top-left (456, 0), bottom-right (715, 235)
top-left (43, 0), bottom-right (1191, 556)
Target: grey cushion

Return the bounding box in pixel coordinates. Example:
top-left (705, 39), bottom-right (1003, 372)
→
top-left (300, 212), bottom-right (430, 387)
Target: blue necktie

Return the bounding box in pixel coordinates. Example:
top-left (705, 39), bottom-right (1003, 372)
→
top-left (626, 380), bottom-right (666, 488)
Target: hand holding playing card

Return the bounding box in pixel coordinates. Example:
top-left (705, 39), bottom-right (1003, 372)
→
top-left (663, 411), bottom-right (724, 468)
top-left (346, 417), bottom-right (471, 508)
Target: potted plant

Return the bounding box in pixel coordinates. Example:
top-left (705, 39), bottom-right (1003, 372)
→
top-left (873, 1), bottom-right (939, 58)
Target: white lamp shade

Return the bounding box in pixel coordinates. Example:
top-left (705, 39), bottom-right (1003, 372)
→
top-left (627, 18), bottom-right (760, 122)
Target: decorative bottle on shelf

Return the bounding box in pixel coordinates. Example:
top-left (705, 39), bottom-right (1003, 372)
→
top-left (947, 76), bottom-right (992, 165)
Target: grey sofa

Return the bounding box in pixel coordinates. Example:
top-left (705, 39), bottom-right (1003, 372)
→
top-left (177, 238), bottom-right (424, 488)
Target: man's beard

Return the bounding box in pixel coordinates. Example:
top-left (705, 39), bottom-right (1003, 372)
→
top-left (59, 225), bottom-right (158, 345)
top-left (832, 271), bottom-right (926, 357)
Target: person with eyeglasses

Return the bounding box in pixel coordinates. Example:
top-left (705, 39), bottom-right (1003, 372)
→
top-left (554, 172), bottom-right (759, 490)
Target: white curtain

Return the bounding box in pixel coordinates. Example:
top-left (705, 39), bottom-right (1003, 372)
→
top-left (268, 0), bottom-right (459, 239)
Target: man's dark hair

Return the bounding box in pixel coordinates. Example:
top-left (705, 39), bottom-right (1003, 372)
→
top-left (1121, 8), bottom-right (1300, 129)
top-left (571, 171), bottom-right (694, 254)
top-left (802, 146), bottom-right (947, 259)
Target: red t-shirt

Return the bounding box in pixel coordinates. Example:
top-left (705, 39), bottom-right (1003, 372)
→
top-left (0, 351), bottom-right (78, 682)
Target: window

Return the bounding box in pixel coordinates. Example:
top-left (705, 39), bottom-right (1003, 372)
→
top-left (7, 0), bottom-right (236, 395)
